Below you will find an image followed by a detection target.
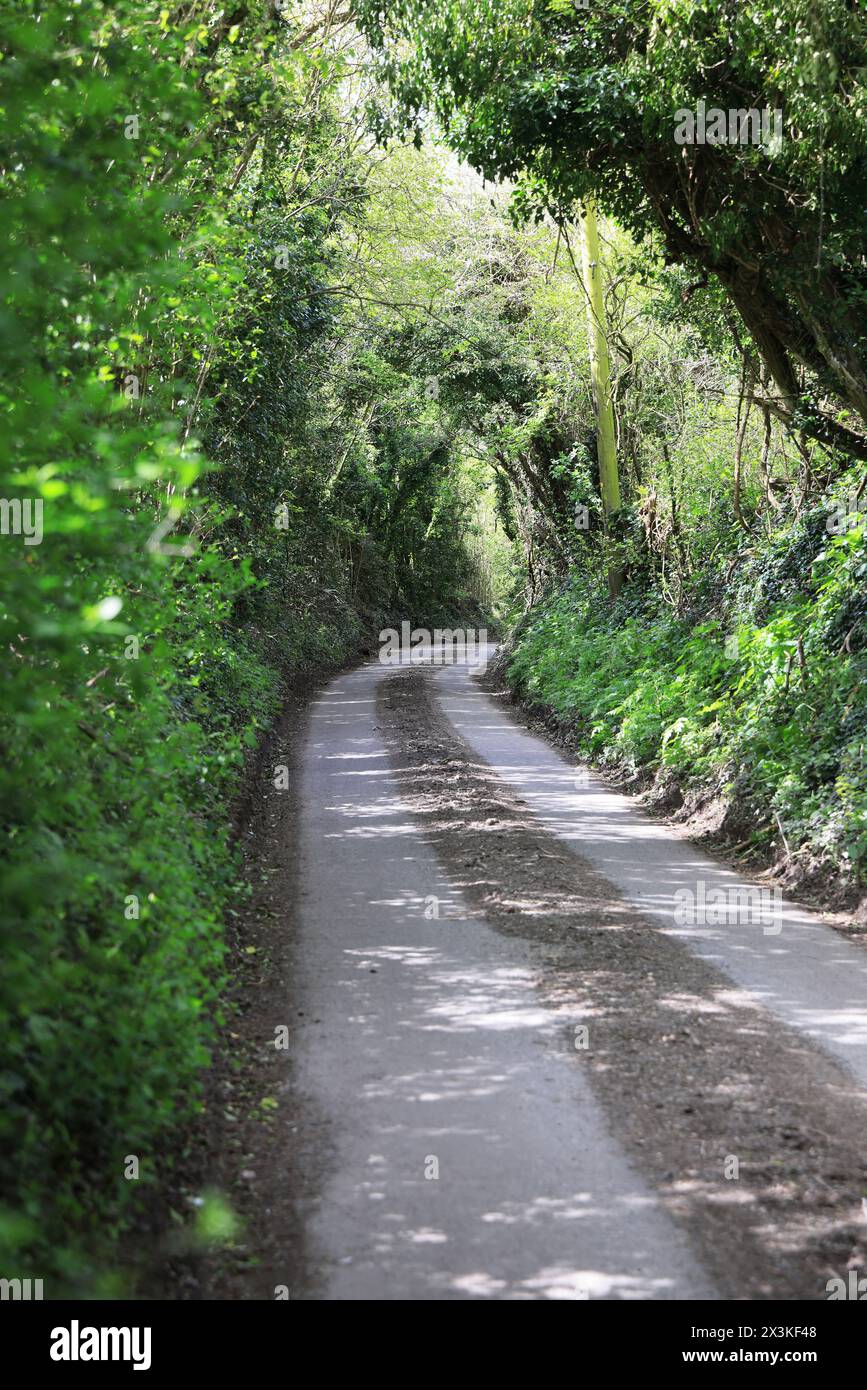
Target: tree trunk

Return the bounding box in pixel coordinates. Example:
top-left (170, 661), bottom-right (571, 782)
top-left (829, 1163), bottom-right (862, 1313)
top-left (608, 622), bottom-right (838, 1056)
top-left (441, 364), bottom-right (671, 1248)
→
top-left (579, 199), bottom-right (623, 599)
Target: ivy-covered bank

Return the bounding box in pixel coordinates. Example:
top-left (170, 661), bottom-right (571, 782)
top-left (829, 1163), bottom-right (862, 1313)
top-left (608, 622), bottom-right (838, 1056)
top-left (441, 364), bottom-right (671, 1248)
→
top-left (506, 484), bottom-right (867, 907)
top-left (3, 588), bottom-right (362, 1297)
top-left (0, 3), bottom-right (491, 1294)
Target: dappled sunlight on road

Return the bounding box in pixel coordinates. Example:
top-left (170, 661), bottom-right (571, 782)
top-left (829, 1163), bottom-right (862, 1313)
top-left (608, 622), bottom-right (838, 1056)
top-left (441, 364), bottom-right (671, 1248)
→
top-left (294, 658), bottom-right (716, 1299)
top-left (286, 655), bottom-right (867, 1300)
top-left (435, 662), bottom-right (867, 1078)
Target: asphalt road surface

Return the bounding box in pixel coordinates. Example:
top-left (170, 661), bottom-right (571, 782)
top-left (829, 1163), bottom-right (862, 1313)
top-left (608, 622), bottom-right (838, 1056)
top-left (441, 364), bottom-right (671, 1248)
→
top-left (289, 646), bottom-right (867, 1300)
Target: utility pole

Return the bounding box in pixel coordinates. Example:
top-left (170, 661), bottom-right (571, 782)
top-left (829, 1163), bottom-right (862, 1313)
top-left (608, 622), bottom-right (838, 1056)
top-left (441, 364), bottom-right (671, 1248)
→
top-left (579, 198), bottom-right (622, 599)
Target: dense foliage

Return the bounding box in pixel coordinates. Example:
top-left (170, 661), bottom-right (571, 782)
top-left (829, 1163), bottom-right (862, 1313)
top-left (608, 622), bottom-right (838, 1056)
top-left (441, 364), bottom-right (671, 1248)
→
top-left (509, 484), bottom-right (867, 889)
top-left (358, 0), bottom-right (867, 460)
top-left (3, 0), bottom-right (867, 1293)
top-left (0, 2), bottom-right (493, 1289)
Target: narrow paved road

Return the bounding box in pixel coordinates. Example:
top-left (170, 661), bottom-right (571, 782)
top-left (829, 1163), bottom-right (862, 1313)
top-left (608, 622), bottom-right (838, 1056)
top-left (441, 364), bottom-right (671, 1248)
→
top-left (289, 648), bottom-right (867, 1300)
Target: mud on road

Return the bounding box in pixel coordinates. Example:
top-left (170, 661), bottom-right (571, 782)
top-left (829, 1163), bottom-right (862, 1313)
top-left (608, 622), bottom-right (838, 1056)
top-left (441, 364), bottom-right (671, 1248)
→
top-left (378, 666), bottom-right (867, 1301)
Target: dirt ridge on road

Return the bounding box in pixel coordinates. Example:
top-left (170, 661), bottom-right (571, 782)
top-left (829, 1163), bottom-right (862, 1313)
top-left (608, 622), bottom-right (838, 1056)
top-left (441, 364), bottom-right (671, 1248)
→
top-left (379, 666), bottom-right (867, 1301)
